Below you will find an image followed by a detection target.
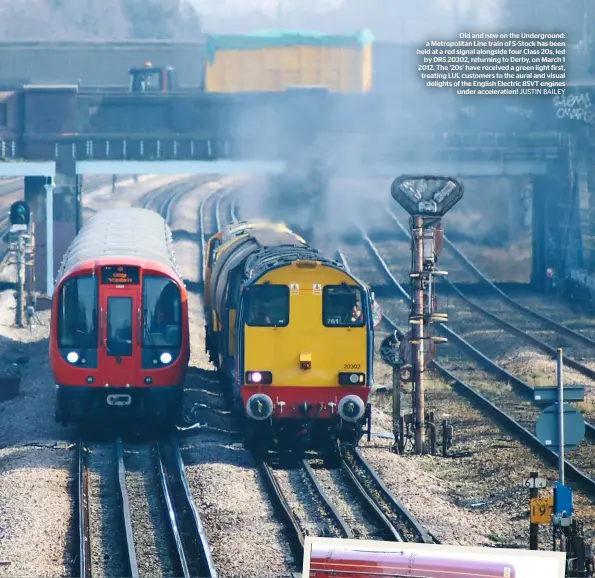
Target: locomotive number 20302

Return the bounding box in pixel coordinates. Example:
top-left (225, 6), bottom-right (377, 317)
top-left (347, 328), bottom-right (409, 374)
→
top-left (343, 364), bottom-right (361, 369)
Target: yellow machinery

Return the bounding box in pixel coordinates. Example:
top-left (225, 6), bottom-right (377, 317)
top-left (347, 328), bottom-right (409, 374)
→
top-left (204, 29), bottom-right (374, 93)
top-left (204, 220), bottom-right (380, 454)
top-left (203, 220), bottom-right (305, 366)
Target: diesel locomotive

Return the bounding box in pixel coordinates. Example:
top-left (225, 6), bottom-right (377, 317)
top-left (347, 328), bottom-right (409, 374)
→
top-left (204, 219), bottom-right (381, 454)
top-left (50, 207), bottom-right (190, 426)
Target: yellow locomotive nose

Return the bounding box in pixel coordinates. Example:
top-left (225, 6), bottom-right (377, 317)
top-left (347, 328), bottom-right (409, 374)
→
top-left (299, 352), bottom-right (312, 370)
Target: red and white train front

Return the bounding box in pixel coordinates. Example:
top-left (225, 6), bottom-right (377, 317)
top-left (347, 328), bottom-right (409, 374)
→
top-left (50, 259), bottom-right (189, 426)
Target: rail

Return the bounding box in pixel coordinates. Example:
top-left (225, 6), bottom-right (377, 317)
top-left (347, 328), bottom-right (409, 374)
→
top-left (338, 454), bottom-right (403, 541)
top-left (381, 212), bottom-right (595, 441)
top-left (345, 448), bottom-right (436, 544)
top-left (156, 438), bottom-right (218, 578)
top-left (257, 457), bottom-right (305, 563)
top-left (77, 439), bottom-right (91, 578)
top-left (353, 233), bottom-right (595, 495)
top-left (197, 184), bottom-right (229, 284)
top-left (387, 209), bottom-right (595, 382)
top-left (300, 459), bottom-right (353, 539)
top-left (115, 439), bottom-right (140, 578)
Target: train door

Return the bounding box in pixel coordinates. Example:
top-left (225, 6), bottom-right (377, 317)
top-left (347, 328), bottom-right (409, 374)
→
top-left (98, 266), bottom-right (140, 389)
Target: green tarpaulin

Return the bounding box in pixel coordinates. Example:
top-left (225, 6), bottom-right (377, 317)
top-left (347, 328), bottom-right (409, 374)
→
top-left (205, 29), bottom-right (374, 63)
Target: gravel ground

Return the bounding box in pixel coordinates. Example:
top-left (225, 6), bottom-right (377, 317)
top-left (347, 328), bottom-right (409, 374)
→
top-left (81, 174), bottom-right (192, 223)
top-left (124, 443), bottom-right (174, 577)
top-left (0, 445), bottom-right (72, 576)
top-left (170, 179), bottom-right (298, 577)
top-left (0, 175), bottom-right (214, 578)
top-left (341, 242), bottom-right (595, 549)
top-left (182, 436), bottom-right (295, 578)
top-left (309, 465), bottom-right (384, 541)
top-left (365, 230), bottom-right (595, 484)
top-left (271, 465), bottom-right (343, 539)
top-left (383, 199), bottom-right (532, 284)
top-left (87, 443), bottom-right (129, 577)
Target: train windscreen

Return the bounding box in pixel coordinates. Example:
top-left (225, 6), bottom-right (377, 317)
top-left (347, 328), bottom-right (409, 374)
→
top-left (106, 297), bottom-right (133, 356)
top-left (58, 275), bottom-right (98, 348)
top-left (245, 284), bottom-right (290, 327)
top-left (322, 285), bottom-right (365, 327)
top-left (142, 276), bottom-right (182, 347)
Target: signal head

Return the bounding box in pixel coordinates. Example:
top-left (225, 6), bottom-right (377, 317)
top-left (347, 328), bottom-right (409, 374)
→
top-left (391, 175), bottom-right (464, 217)
top-left (9, 201), bottom-right (30, 226)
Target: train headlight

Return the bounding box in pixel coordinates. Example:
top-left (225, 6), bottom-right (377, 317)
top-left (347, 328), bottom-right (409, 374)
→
top-left (245, 371), bottom-right (272, 385)
top-left (160, 352), bottom-right (173, 364)
top-left (338, 372), bottom-right (365, 386)
top-left (338, 395), bottom-right (366, 422)
top-left (66, 351), bottom-right (79, 364)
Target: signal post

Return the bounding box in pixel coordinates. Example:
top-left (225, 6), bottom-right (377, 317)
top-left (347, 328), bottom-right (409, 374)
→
top-left (390, 176), bottom-right (464, 454)
top-left (8, 201), bottom-right (34, 328)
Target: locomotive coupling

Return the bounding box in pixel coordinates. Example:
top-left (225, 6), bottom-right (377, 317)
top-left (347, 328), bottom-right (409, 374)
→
top-left (246, 393), bottom-right (274, 420)
top-left (338, 395), bottom-right (366, 422)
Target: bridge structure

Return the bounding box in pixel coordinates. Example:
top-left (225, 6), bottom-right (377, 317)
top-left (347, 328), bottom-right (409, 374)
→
top-left (0, 82), bottom-right (590, 299)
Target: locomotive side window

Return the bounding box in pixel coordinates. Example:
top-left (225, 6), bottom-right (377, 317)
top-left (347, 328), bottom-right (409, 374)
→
top-left (106, 297), bottom-right (133, 357)
top-left (58, 275), bottom-right (98, 348)
top-left (207, 238), bottom-right (221, 269)
top-left (323, 285), bottom-right (365, 327)
top-left (245, 284), bottom-right (289, 327)
top-left (142, 276), bottom-right (181, 347)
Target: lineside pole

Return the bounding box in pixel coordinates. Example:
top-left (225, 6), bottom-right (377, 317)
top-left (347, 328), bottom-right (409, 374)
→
top-left (557, 348), bottom-right (565, 485)
top-left (392, 359), bottom-right (402, 454)
top-left (44, 179), bottom-right (54, 298)
top-left (411, 215), bottom-right (425, 454)
top-left (16, 233), bottom-right (24, 328)
top-left (529, 471), bottom-right (539, 550)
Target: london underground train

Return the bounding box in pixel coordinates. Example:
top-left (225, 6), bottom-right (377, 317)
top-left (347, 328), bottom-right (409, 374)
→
top-left (50, 207), bottom-right (190, 426)
top-left (204, 219), bottom-right (381, 454)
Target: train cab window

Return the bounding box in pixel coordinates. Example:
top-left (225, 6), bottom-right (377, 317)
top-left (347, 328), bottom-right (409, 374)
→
top-left (323, 285), bottom-right (365, 327)
top-left (107, 297), bottom-right (133, 356)
top-left (142, 276), bottom-right (181, 347)
top-left (226, 267), bottom-right (244, 308)
top-left (246, 284), bottom-right (289, 327)
top-left (208, 238), bottom-right (221, 269)
top-left (58, 276), bottom-right (98, 348)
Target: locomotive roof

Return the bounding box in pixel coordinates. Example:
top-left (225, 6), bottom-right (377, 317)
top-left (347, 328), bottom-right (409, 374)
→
top-left (56, 207), bottom-right (181, 281)
top-left (248, 227), bottom-right (306, 247)
top-left (244, 244), bottom-right (353, 283)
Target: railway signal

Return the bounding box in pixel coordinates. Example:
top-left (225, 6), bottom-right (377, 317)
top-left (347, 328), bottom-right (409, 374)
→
top-left (390, 175), bottom-right (464, 455)
top-left (9, 200), bottom-right (30, 229)
top-left (7, 202), bottom-right (34, 328)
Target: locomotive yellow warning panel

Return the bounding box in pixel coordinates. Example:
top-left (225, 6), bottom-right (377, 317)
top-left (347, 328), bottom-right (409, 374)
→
top-left (530, 496), bottom-right (553, 524)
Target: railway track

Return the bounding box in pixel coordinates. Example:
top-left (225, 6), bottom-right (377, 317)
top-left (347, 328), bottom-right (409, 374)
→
top-left (141, 175), bottom-right (217, 225)
top-left (257, 447), bottom-right (436, 567)
top-left (345, 229), bottom-right (595, 496)
top-left (197, 182), bottom-right (240, 286)
top-left (387, 209), bottom-right (595, 383)
top-left (219, 199), bottom-right (439, 557)
top-left (76, 436), bottom-right (217, 578)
